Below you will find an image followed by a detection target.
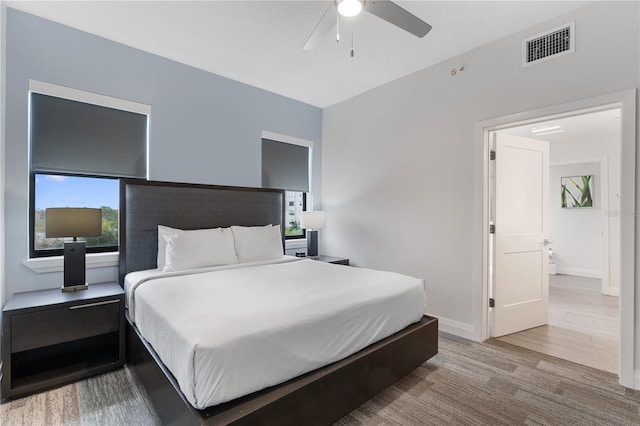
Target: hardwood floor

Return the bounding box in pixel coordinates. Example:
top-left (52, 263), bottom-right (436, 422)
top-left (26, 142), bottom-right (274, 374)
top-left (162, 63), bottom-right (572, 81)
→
top-left (496, 274), bottom-right (619, 374)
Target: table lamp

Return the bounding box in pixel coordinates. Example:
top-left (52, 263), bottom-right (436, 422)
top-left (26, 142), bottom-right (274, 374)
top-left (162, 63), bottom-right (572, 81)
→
top-left (300, 211), bottom-right (326, 259)
top-left (45, 207), bottom-right (102, 292)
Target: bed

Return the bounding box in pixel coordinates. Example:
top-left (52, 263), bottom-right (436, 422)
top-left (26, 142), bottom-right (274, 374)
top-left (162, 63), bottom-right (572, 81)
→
top-left (119, 179), bottom-right (438, 425)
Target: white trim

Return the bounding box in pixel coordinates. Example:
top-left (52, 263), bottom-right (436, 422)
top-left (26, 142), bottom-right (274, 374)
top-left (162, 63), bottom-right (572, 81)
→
top-left (618, 90), bottom-right (637, 389)
top-left (475, 89), bottom-right (636, 389)
top-left (476, 129), bottom-right (491, 342)
top-left (602, 286), bottom-right (620, 298)
top-left (28, 79), bottom-right (151, 114)
top-left (23, 252), bottom-right (119, 274)
top-left (549, 157), bottom-right (606, 167)
top-left (556, 267), bottom-right (602, 279)
top-left (261, 130), bottom-right (314, 148)
top-left (635, 370), bottom-right (640, 389)
top-left (436, 316), bottom-right (475, 340)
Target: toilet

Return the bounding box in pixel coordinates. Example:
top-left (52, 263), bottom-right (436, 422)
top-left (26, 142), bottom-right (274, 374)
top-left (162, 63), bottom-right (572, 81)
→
top-left (548, 247), bottom-right (557, 275)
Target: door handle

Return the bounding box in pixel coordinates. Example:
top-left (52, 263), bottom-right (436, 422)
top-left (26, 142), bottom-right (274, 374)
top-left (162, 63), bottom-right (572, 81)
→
top-left (543, 239), bottom-right (553, 245)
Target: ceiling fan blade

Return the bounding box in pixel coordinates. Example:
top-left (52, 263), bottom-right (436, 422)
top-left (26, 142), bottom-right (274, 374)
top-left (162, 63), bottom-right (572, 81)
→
top-left (364, 0), bottom-right (432, 38)
top-left (303, 3), bottom-right (338, 51)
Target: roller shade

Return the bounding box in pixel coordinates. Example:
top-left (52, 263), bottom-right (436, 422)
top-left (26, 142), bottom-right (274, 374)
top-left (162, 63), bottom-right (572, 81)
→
top-left (30, 93), bottom-right (147, 178)
top-left (262, 138), bottom-right (309, 192)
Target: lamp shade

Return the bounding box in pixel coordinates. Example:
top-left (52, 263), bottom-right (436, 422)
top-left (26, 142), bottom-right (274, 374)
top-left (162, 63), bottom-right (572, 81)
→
top-left (45, 208), bottom-right (102, 238)
top-left (300, 211), bottom-right (326, 230)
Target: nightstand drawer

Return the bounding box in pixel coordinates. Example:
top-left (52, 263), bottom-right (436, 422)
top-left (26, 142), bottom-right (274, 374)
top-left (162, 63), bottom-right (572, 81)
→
top-left (11, 299), bottom-right (120, 353)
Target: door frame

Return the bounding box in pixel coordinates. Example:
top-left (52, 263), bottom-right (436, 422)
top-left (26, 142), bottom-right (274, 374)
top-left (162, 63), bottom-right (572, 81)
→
top-left (473, 89), bottom-right (637, 388)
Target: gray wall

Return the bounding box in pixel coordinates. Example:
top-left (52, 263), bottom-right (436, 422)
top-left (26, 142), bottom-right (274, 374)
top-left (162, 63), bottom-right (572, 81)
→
top-left (3, 9), bottom-right (322, 299)
top-left (322, 1), bottom-right (638, 336)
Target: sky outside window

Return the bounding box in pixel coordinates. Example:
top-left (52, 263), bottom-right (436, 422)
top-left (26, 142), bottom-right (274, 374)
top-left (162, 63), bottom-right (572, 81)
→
top-left (35, 174), bottom-right (118, 210)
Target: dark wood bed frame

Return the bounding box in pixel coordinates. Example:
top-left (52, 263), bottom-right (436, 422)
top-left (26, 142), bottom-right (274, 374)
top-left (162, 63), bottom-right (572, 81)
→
top-left (119, 179), bottom-right (438, 425)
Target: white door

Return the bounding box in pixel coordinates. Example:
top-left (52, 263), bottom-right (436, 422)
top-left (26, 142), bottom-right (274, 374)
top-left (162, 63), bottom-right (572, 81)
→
top-left (492, 133), bottom-right (549, 337)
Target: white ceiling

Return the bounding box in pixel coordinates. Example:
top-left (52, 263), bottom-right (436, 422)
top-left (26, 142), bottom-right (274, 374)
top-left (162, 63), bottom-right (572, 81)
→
top-left (8, 0), bottom-right (592, 108)
top-left (500, 108), bottom-right (621, 145)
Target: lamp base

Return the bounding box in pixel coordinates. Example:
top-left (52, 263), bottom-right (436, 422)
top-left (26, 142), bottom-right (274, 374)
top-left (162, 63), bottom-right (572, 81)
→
top-left (307, 230), bottom-right (319, 258)
top-left (61, 283), bottom-right (89, 292)
top-left (62, 241), bottom-right (88, 292)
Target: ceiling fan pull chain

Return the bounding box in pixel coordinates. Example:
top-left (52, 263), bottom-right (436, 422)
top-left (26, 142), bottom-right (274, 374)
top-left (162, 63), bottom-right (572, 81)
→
top-left (351, 27), bottom-right (355, 57)
top-left (303, 0), bottom-right (431, 52)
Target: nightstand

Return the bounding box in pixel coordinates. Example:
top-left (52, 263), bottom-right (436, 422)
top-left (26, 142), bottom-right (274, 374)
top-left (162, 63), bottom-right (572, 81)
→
top-left (315, 255), bottom-right (349, 266)
top-left (1, 282), bottom-right (125, 400)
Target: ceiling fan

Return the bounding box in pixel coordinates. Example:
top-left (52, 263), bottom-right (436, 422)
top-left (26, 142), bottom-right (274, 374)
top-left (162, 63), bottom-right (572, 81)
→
top-left (303, 0), bottom-right (432, 51)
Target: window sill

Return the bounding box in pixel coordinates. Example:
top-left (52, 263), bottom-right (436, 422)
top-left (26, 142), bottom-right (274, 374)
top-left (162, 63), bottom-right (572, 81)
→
top-left (23, 241), bottom-right (303, 273)
top-left (285, 238), bottom-right (307, 250)
top-left (23, 252), bottom-right (119, 274)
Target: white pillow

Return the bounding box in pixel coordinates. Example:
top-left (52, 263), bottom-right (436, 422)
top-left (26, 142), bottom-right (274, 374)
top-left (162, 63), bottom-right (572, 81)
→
top-left (157, 225), bottom-right (175, 269)
top-left (231, 225), bottom-right (284, 263)
top-left (162, 227), bottom-right (238, 272)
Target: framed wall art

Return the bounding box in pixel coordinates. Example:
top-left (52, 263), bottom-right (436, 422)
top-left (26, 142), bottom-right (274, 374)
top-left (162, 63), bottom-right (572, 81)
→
top-left (561, 175), bottom-right (593, 208)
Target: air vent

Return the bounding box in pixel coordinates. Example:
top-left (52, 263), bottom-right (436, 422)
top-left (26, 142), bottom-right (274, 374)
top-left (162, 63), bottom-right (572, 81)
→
top-left (523, 22), bottom-right (574, 66)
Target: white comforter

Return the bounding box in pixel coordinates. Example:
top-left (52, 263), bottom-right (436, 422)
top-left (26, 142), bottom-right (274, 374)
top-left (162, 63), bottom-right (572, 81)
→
top-left (126, 258), bottom-right (426, 409)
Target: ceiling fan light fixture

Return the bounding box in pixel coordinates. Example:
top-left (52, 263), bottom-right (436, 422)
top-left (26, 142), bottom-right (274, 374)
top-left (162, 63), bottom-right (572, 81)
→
top-left (337, 0), bottom-right (363, 17)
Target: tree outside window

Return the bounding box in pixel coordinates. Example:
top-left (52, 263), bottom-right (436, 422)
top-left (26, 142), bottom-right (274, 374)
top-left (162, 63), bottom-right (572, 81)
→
top-left (32, 174), bottom-right (119, 255)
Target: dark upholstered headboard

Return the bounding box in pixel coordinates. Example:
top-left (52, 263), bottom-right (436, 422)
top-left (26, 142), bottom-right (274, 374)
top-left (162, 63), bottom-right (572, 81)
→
top-left (118, 179), bottom-right (285, 286)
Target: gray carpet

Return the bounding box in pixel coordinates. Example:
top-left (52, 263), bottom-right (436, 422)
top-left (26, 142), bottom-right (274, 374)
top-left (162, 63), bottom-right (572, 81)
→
top-left (0, 366), bottom-right (159, 426)
top-left (338, 334), bottom-right (640, 425)
top-left (2, 333), bottom-right (639, 425)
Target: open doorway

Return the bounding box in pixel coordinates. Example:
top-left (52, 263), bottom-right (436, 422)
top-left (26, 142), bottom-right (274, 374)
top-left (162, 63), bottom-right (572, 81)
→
top-left (490, 109), bottom-right (620, 374)
top-left (476, 90), bottom-right (636, 388)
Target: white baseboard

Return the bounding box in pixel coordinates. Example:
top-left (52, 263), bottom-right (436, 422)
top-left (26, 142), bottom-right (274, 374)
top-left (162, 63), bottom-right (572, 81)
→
top-left (557, 266), bottom-right (602, 279)
top-left (626, 370), bottom-right (640, 390)
top-left (433, 315), bottom-right (475, 340)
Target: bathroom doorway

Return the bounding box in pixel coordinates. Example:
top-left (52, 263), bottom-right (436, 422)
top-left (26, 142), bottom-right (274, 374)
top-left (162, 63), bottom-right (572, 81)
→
top-left (489, 108), bottom-right (621, 374)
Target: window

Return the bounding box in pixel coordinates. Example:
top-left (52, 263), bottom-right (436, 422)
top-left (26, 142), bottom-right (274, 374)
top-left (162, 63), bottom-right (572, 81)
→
top-left (31, 174), bottom-right (119, 256)
top-left (285, 191), bottom-right (306, 238)
top-left (261, 133), bottom-right (313, 240)
top-left (28, 81), bottom-right (149, 258)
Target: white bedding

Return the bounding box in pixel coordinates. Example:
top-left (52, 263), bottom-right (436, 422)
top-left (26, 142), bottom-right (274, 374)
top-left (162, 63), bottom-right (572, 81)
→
top-left (126, 258), bottom-right (426, 409)
top-left (124, 256), bottom-right (301, 313)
